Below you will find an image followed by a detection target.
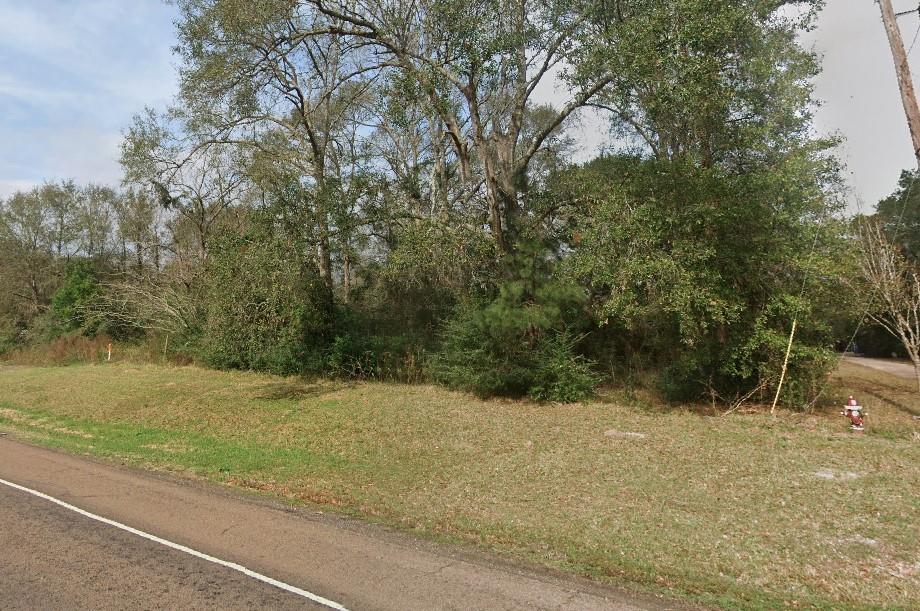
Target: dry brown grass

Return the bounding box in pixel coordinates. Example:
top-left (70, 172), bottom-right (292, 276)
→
top-left (0, 360), bottom-right (917, 609)
top-left (2, 335), bottom-right (192, 367)
top-left (3, 334), bottom-right (114, 365)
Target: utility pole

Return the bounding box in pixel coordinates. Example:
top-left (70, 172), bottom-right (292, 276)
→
top-left (880, 0), bottom-right (920, 168)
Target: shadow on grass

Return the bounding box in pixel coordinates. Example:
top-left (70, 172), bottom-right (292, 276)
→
top-left (251, 380), bottom-right (332, 401)
top-left (862, 388), bottom-right (920, 418)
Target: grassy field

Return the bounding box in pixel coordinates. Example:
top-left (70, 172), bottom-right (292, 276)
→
top-left (0, 360), bottom-right (918, 609)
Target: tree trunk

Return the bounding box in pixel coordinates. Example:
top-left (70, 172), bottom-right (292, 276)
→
top-left (486, 188), bottom-right (509, 255)
top-left (343, 250), bottom-right (351, 304)
top-left (29, 271), bottom-right (40, 313)
top-left (313, 174), bottom-right (336, 322)
top-left (315, 201), bottom-right (334, 295)
top-left (912, 356), bottom-right (920, 394)
top-left (481, 133), bottom-right (527, 257)
top-left (430, 118), bottom-right (450, 219)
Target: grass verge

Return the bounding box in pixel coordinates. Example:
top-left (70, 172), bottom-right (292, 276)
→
top-left (0, 360), bottom-right (918, 609)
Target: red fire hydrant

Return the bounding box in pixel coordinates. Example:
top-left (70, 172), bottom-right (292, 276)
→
top-left (842, 396), bottom-right (865, 432)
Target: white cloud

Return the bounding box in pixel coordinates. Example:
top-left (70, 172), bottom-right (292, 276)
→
top-left (0, 74), bottom-right (98, 107)
top-left (43, 127), bottom-right (125, 186)
top-left (0, 3), bottom-right (72, 56)
top-left (0, 0), bottom-right (178, 189)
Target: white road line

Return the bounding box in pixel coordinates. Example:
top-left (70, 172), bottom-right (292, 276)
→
top-left (0, 476), bottom-right (349, 611)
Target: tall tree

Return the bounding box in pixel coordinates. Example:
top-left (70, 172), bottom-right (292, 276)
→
top-left (595, 0), bottom-right (823, 167)
top-left (860, 219), bottom-right (920, 392)
top-left (0, 187), bottom-right (62, 315)
top-left (41, 181), bottom-right (81, 261)
top-left (168, 1), bottom-right (379, 297)
top-left (122, 114), bottom-right (248, 268)
top-left (875, 169), bottom-right (920, 259)
top-left (79, 184), bottom-right (116, 261)
top-left (171, 0), bottom-right (615, 256)
top-left (112, 188), bottom-right (158, 274)
top-left (561, 0), bottom-right (842, 404)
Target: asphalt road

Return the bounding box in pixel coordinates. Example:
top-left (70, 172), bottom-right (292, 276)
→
top-left (843, 356), bottom-right (916, 380)
top-left (0, 483), bottom-right (321, 610)
top-left (0, 437), bottom-right (681, 611)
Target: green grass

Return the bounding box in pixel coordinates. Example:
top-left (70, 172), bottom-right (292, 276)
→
top-left (0, 362), bottom-right (918, 609)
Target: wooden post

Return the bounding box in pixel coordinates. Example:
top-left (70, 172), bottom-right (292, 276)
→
top-left (770, 319), bottom-right (798, 415)
top-left (107, 343), bottom-right (112, 362)
top-left (880, 0), bottom-right (920, 168)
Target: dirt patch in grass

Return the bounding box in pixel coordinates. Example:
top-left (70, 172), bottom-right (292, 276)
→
top-left (0, 361), bottom-right (917, 609)
top-left (0, 408), bottom-right (29, 423)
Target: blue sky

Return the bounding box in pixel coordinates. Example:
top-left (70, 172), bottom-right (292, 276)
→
top-left (0, 0), bottom-right (177, 195)
top-left (0, 0), bottom-right (919, 211)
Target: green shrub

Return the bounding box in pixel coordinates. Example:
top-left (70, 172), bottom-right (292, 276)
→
top-left (431, 272), bottom-right (599, 401)
top-left (529, 331), bottom-right (601, 403)
top-left (0, 317), bottom-right (22, 357)
top-left (563, 154), bottom-right (849, 409)
top-left (778, 348), bottom-right (836, 410)
top-left (655, 352), bottom-right (710, 403)
top-left (650, 294), bottom-right (839, 408)
top-left (199, 231), bottom-right (332, 375)
top-left (723, 296), bottom-right (838, 410)
top-left (430, 304), bottom-right (526, 396)
top-left (48, 261), bottom-right (101, 337)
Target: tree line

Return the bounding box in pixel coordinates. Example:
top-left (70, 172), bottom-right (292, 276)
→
top-left (0, 0), bottom-right (876, 405)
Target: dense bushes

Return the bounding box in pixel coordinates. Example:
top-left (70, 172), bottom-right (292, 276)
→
top-left (431, 263), bottom-right (599, 402)
top-left (854, 325), bottom-right (906, 358)
top-left (199, 231), bottom-right (333, 375)
top-left (526, 331), bottom-right (601, 403)
top-left (0, 168), bottom-right (848, 410)
top-left (431, 308), bottom-right (599, 402)
top-left (556, 154), bottom-right (849, 407)
top-left (324, 333), bottom-right (427, 382)
top-left (0, 318), bottom-right (22, 356)
top-left (46, 261), bottom-right (102, 338)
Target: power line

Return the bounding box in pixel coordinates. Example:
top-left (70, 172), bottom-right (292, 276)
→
top-left (895, 3), bottom-right (920, 53)
top-left (770, 219), bottom-right (824, 414)
top-left (894, 2), bottom-right (920, 18)
top-left (909, 21), bottom-right (920, 55)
